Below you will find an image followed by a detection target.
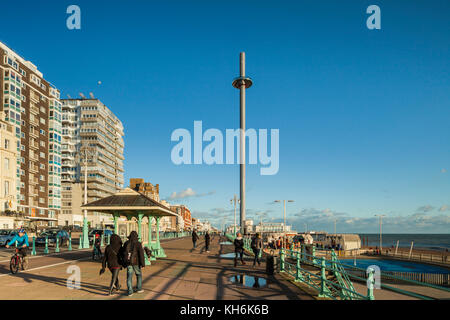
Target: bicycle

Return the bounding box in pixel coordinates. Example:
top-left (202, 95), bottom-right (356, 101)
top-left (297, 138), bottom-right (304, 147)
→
top-left (10, 248), bottom-right (28, 274)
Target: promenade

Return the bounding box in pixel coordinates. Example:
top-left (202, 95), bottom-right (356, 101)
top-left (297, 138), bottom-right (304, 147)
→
top-left (0, 235), bottom-right (312, 300)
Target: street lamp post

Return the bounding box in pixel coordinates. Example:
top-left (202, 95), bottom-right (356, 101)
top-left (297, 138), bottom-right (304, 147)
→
top-left (274, 200), bottom-right (294, 248)
top-left (78, 145), bottom-right (95, 249)
top-left (374, 214), bottom-right (386, 252)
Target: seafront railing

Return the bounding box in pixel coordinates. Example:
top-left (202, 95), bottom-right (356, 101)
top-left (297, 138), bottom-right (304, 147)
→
top-left (224, 233), bottom-right (369, 300)
top-left (280, 247), bottom-right (371, 300)
top-left (223, 234), bottom-right (450, 300)
top-left (282, 247), bottom-right (450, 300)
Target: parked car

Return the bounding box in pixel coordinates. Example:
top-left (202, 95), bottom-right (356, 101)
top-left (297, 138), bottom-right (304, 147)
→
top-left (35, 229), bottom-right (70, 246)
top-left (0, 230), bottom-right (17, 246)
top-left (62, 225), bottom-right (82, 232)
top-left (88, 229), bottom-right (113, 242)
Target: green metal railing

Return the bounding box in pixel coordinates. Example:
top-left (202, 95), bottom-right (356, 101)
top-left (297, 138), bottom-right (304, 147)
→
top-left (336, 259), bottom-right (450, 300)
top-left (281, 247), bottom-right (371, 300)
top-left (281, 246), bottom-right (450, 300)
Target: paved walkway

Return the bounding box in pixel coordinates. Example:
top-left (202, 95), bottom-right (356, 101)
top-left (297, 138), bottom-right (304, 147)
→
top-left (0, 236), bottom-right (312, 300)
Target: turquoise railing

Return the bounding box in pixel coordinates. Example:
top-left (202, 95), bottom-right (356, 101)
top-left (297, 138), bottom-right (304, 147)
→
top-left (336, 259), bottom-right (450, 300)
top-left (281, 247), bottom-right (371, 300)
top-left (282, 246), bottom-right (450, 300)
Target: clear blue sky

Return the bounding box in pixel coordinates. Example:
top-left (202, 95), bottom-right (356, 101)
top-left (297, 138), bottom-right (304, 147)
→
top-left (1, 0), bottom-right (449, 232)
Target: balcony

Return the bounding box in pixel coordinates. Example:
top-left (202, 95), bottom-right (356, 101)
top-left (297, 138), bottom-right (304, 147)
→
top-left (29, 140), bottom-right (39, 150)
top-left (30, 105), bottom-right (39, 115)
top-left (29, 153), bottom-right (39, 161)
top-left (29, 129), bottom-right (39, 139)
top-left (29, 164), bottom-right (38, 173)
top-left (30, 118), bottom-right (39, 126)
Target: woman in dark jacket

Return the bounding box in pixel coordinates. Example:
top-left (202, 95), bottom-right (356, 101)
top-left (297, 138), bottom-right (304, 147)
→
top-left (204, 232), bottom-right (211, 252)
top-left (192, 230), bottom-right (199, 249)
top-left (100, 234), bottom-right (123, 295)
top-left (233, 233), bottom-right (245, 267)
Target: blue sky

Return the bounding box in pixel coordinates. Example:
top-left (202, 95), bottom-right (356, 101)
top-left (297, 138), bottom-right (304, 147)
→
top-left (1, 0), bottom-right (449, 232)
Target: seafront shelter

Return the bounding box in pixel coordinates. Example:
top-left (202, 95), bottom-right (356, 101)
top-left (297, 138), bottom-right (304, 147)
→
top-left (81, 188), bottom-right (178, 265)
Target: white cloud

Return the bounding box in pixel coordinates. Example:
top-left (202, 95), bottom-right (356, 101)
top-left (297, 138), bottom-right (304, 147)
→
top-left (441, 168), bottom-right (447, 173)
top-left (168, 188), bottom-right (215, 200)
top-left (416, 205), bottom-right (434, 213)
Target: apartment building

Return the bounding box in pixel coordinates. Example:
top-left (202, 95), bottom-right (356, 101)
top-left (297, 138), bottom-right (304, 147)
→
top-left (60, 98), bottom-right (124, 228)
top-left (170, 204), bottom-right (192, 231)
top-left (0, 42), bottom-right (61, 229)
top-left (129, 178), bottom-right (177, 231)
top-left (0, 111), bottom-right (18, 229)
top-left (129, 178), bottom-right (159, 201)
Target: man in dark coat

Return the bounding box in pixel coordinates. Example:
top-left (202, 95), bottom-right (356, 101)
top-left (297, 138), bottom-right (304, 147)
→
top-left (233, 232), bottom-right (245, 267)
top-left (251, 233), bottom-right (263, 267)
top-left (100, 234), bottom-right (123, 295)
top-left (204, 231), bottom-right (211, 253)
top-left (192, 230), bottom-right (199, 249)
top-left (122, 231), bottom-right (145, 296)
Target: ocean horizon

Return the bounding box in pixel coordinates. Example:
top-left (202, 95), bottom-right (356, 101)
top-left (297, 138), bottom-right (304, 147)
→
top-left (357, 233), bottom-right (450, 251)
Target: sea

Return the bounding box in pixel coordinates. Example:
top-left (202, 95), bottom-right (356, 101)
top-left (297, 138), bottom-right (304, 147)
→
top-left (358, 234), bottom-right (450, 251)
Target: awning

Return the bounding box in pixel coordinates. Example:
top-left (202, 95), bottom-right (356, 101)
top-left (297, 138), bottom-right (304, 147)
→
top-left (28, 217), bottom-right (58, 221)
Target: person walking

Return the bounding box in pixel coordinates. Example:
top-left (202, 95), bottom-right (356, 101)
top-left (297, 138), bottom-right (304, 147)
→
top-left (251, 233), bottom-right (263, 267)
top-left (93, 233), bottom-right (102, 260)
top-left (192, 229), bottom-right (199, 249)
top-left (204, 231), bottom-right (211, 253)
top-left (99, 234), bottom-right (123, 295)
top-left (122, 231), bottom-right (145, 297)
top-left (234, 232), bottom-right (245, 267)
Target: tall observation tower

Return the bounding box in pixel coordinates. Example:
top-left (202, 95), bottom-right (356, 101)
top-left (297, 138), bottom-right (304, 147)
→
top-left (232, 52), bottom-right (253, 235)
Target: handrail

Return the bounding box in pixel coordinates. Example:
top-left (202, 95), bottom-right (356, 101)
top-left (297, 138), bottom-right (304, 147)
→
top-left (280, 245), bottom-right (450, 300)
top-left (338, 260), bottom-right (450, 293)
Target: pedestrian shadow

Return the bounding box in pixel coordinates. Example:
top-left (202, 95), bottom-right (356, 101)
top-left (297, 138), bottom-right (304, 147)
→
top-left (6, 267), bottom-right (111, 296)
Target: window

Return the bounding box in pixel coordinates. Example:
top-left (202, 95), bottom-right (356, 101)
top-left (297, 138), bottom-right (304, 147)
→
top-left (4, 158), bottom-right (9, 170)
top-left (4, 181), bottom-right (9, 196)
top-left (4, 139), bottom-right (9, 150)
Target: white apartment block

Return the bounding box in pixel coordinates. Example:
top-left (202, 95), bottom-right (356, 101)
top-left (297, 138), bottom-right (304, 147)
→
top-left (60, 98), bottom-right (124, 228)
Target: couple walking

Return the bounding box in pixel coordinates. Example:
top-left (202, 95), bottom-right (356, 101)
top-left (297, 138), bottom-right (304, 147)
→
top-left (192, 230), bottom-right (211, 252)
top-left (233, 232), bottom-right (263, 267)
top-left (100, 231), bottom-right (149, 296)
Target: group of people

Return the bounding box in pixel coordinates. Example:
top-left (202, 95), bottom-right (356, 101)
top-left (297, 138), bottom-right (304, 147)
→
top-left (191, 230), bottom-right (212, 252)
top-left (233, 232), bottom-right (263, 267)
top-left (191, 230), bottom-right (265, 268)
top-left (100, 230), bottom-right (150, 296)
